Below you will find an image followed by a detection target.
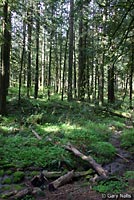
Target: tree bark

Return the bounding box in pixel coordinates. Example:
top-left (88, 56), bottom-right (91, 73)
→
top-left (49, 170), bottom-right (74, 191)
top-left (129, 39), bottom-right (134, 108)
top-left (27, 3), bottom-right (33, 98)
top-left (34, 3), bottom-right (40, 99)
top-left (61, 30), bottom-right (68, 101)
top-left (18, 19), bottom-right (26, 104)
top-left (68, 0), bottom-right (74, 101)
top-left (108, 65), bottom-right (115, 103)
top-left (0, 0), bottom-right (11, 115)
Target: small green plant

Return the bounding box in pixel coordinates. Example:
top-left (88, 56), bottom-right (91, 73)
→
top-left (124, 171), bottom-right (134, 179)
top-left (121, 130), bottom-right (134, 153)
top-left (93, 179), bottom-right (128, 193)
top-left (2, 177), bottom-right (12, 184)
top-left (6, 170), bottom-right (12, 175)
top-left (22, 195), bottom-right (35, 200)
top-left (13, 171), bottom-right (25, 183)
top-left (0, 169), bottom-right (4, 176)
top-left (91, 142), bottom-right (116, 164)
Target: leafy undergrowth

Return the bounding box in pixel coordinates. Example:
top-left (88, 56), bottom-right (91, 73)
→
top-left (121, 129), bottom-right (134, 153)
top-left (0, 93), bottom-right (134, 198)
top-left (0, 97), bottom-right (117, 169)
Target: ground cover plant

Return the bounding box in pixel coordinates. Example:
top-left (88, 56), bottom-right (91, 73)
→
top-left (0, 90), bottom-right (134, 199)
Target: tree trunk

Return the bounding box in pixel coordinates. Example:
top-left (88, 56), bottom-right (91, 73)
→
top-left (68, 0), bottom-right (74, 101)
top-left (34, 3), bottom-right (40, 99)
top-left (129, 40), bottom-right (134, 108)
top-left (41, 27), bottom-right (46, 91)
top-left (48, 35), bottom-right (52, 100)
top-left (73, 34), bottom-right (77, 99)
top-left (61, 30), bottom-right (68, 101)
top-left (0, 0), bottom-right (11, 115)
top-left (18, 20), bottom-right (26, 104)
top-left (108, 65), bottom-right (115, 103)
top-left (78, 1), bottom-right (87, 101)
top-left (27, 3), bottom-right (33, 98)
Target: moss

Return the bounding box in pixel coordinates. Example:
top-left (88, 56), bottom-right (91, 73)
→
top-left (2, 185), bottom-right (12, 190)
top-left (91, 142), bottom-right (116, 164)
top-left (31, 171), bottom-right (39, 176)
top-left (13, 171), bottom-right (25, 183)
top-left (121, 130), bottom-right (134, 153)
top-left (6, 170), bottom-right (12, 175)
top-left (0, 169), bottom-right (4, 176)
top-left (13, 184), bottom-right (23, 191)
top-left (124, 171), bottom-right (134, 179)
top-left (2, 177), bottom-right (12, 184)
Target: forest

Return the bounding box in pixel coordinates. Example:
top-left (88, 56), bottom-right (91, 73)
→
top-left (0, 0), bottom-right (134, 199)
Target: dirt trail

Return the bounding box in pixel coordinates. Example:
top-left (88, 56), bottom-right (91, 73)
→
top-left (104, 129), bottom-right (134, 175)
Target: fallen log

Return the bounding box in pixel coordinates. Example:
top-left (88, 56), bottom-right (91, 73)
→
top-left (9, 188), bottom-right (32, 199)
top-left (115, 153), bottom-right (129, 163)
top-left (42, 169), bottom-right (93, 179)
top-left (49, 170), bottom-right (74, 191)
top-left (64, 143), bottom-right (108, 178)
top-left (31, 128), bottom-right (42, 140)
top-left (1, 191), bottom-right (18, 199)
top-left (9, 188), bottom-right (43, 200)
top-left (43, 170), bottom-right (63, 178)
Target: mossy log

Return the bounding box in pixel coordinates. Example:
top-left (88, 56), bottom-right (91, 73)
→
top-left (42, 169), bottom-right (93, 179)
top-left (9, 188), bottom-right (32, 199)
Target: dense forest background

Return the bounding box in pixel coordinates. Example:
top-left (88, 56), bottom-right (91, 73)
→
top-left (0, 0), bottom-right (134, 114)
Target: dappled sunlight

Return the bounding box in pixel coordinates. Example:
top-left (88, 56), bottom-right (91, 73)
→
top-left (41, 124), bottom-right (60, 133)
top-left (0, 126), bottom-right (10, 134)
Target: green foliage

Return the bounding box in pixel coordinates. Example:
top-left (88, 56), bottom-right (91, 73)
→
top-left (13, 171), bottom-right (25, 183)
top-left (22, 195), bottom-right (35, 200)
top-left (91, 142), bottom-right (116, 164)
top-left (93, 179), bottom-right (128, 193)
top-left (0, 170), bottom-right (4, 176)
top-left (124, 171), bottom-right (134, 179)
top-left (0, 95), bottom-right (132, 174)
top-left (6, 170), bottom-right (12, 175)
top-left (2, 177), bottom-right (12, 184)
top-left (121, 129), bottom-right (134, 153)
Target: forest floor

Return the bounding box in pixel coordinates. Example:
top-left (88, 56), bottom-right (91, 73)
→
top-left (35, 127), bottom-right (134, 200)
top-left (0, 95), bottom-right (134, 199)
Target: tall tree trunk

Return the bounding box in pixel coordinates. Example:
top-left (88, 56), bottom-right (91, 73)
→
top-left (108, 65), bottom-right (115, 103)
top-left (34, 3), bottom-right (40, 99)
top-left (18, 20), bottom-right (26, 104)
top-left (68, 0), bottom-right (74, 101)
top-left (129, 40), bottom-right (134, 108)
top-left (59, 34), bottom-right (63, 93)
top-left (78, 0), bottom-right (87, 101)
top-left (0, 0), bottom-right (11, 115)
top-left (48, 34), bottom-right (52, 100)
top-left (73, 34), bottom-right (77, 99)
top-left (27, 3), bottom-right (33, 98)
top-left (55, 34), bottom-right (59, 93)
top-left (41, 27), bottom-right (46, 91)
top-left (61, 30), bottom-right (68, 101)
